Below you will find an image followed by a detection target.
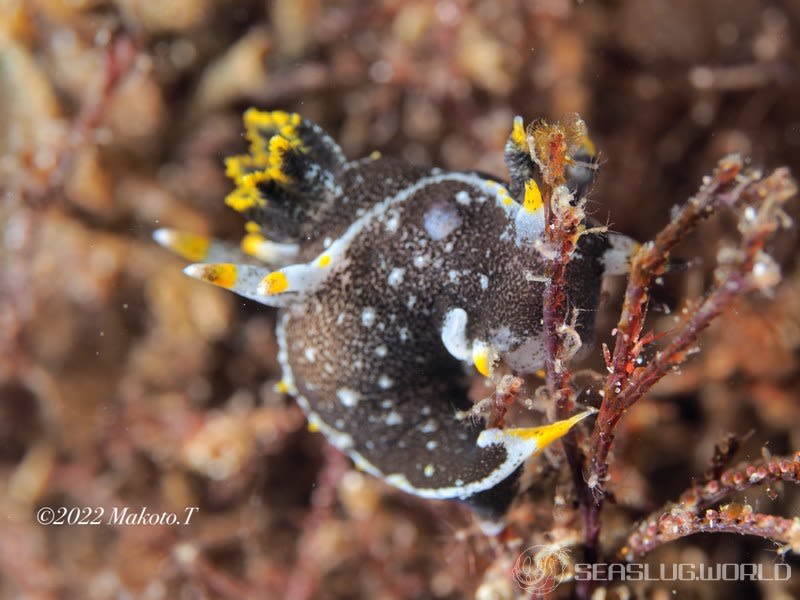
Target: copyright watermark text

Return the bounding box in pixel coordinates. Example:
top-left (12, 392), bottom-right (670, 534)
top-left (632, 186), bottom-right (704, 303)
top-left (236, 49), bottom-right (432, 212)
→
top-left (36, 506), bottom-right (199, 526)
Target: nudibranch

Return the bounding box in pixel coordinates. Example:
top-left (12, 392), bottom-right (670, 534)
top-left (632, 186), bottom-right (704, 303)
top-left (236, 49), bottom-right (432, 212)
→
top-left (154, 110), bottom-right (636, 527)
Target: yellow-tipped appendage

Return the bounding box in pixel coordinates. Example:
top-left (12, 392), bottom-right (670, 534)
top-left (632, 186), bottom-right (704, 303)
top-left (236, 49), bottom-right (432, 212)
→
top-left (153, 229), bottom-right (211, 262)
top-left (510, 115), bottom-right (527, 149)
top-left (239, 232), bottom-right (300, 264)
top-left (241, 232), bottom-right (266, 257)
top-left (504, 409), bottom-right (597, 451)
top-left (523, 179), bottom-right (543, 213)
top-left (477, 409), bottom-right (597, 458)
top-left (183, 263), bottom-right (238, 289)
top-left (472, 342), bottom-right (496, 377)
top-left (261, 271), bottom-right (289, 295)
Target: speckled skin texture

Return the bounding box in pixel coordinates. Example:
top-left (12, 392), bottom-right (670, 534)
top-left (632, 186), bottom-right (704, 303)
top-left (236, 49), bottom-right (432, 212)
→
top-left (276, 162), bottom-right (607, 512)
top-left (169, 111), bottom-right (617, 520)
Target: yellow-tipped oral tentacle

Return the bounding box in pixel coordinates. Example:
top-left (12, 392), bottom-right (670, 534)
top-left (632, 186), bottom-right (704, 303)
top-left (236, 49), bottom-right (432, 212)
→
top-left (240, 233), bottom-right (300, 264)
top-left (249, 257), bottom-right (338, 304)
top-left (153, 229), bottom-right (211, 262)
top-left (183, 263), bottom-right (238, 289)
top-left (182, 262), bottom-right (300, 308)
top-left (241, 232), bottom-right (266, 257)
top-left (260, 271), bottom-right (289, 295)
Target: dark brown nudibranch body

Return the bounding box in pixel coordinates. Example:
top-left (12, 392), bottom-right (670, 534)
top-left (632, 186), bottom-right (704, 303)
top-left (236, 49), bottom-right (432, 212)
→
top-left (154, 110), bottom-right (636, 529)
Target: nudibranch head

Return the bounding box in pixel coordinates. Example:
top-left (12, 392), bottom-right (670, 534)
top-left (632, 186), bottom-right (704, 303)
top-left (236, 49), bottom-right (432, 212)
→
top-left (155, 109), bottom-right (636, 528)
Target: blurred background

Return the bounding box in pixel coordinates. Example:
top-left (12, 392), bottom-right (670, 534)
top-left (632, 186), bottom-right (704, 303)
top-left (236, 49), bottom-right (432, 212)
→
top-left (1, 1), bottom-right (799, 598)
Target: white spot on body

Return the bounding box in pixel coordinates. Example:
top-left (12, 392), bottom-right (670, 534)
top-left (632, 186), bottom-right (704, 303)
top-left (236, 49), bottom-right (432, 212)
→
top-left (385, 212), bottom-right (400, 233)
top-left (426, 440), bottom-right (438, 451)
top-left (375, 345), bottom-right (388, 357)
top-left (387, 267), bottom-right (405, 287)
top-left (455, 190), bottom-right (471, 205)
top-left (378, 375), bottom-right (394, 389)
top-left (337, 388), bottom-right (361, 407)
top-left (304, 347), bottom-right (316, 362)
top-left (361, 307), bottom-right (376, 327)
top-left (420, 419), bottom-right (438, 433)
top-left (385, 411), bottom-right (403, 425)
top-left (480, 274), bottom-right (489, 290)
top-left (406, 295), bottom-right (417, 310)
top-left (424, 464), bottom-right (436, 477)
top-left (413, 254), bottom-right (429, 268)
top-left (423, 201), bottom-right (462, 241)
